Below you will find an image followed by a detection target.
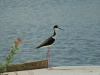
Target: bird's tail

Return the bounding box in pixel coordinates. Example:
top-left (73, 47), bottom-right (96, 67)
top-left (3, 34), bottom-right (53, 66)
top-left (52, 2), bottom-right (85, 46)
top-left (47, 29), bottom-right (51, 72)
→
top-left (31, 46), bottom-right (39, 49)
top-left (34, 47), bottom-right (37, 49)
top-left (34, 47), bottom-right (38, 49)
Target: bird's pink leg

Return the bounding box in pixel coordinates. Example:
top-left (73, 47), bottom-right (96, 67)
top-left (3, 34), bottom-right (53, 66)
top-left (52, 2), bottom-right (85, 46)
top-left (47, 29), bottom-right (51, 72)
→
top-left (47, 47), bottom-right (49, 55)
top-left (49, 57), bottom-right (51, 69)
top-left (47, 47), bottom-right (50, 62)
top-left (48, 47), bottom-right (51, 69)
top-left (46, 47), bottom-right (49, 69)
top-left (46, 47), bottom-right (51, 69)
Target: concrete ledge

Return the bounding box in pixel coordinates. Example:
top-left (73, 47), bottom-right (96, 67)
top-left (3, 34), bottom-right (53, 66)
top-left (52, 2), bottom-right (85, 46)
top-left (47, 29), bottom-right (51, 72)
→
top-left (2, 66), bottom-right (100, 75)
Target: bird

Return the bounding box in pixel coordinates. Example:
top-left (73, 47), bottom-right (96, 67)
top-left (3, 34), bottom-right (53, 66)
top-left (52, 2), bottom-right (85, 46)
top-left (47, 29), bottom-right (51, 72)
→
top-left (35, 25), bottom-right (64, 69)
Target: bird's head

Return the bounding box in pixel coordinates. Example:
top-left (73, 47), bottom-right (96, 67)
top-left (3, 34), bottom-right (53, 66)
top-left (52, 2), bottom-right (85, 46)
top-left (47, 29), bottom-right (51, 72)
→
top-left (53, 25), bottom-right (59, 29)
top-left (53, 25), bottom-right (64, 31)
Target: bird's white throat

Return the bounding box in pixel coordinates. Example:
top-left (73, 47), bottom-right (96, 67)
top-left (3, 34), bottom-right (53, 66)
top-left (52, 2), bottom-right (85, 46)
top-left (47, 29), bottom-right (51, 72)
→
top-left (52, 28), bottom-right (58, 39)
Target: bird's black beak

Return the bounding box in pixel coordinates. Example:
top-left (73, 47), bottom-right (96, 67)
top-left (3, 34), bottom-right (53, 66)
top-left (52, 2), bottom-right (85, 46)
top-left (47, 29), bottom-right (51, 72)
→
top-left (59, 28), bottom-right (64, 31)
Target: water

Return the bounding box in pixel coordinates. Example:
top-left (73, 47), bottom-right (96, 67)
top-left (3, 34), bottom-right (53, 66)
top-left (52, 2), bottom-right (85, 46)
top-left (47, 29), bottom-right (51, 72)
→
top-left (0, 0), bottom-right (100, 67)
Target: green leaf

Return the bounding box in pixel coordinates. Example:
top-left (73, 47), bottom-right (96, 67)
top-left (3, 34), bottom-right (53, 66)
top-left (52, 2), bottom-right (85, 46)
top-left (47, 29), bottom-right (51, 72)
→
top-left (5, 57), bottom-right (11, 61)
top-left (9, 56), bottom-right (13, 59)
top-left (3, 63), bottom-right (8, 67)
top-left (16, 48), bottom-right (19, 50)
top-left (8, 57), bottom-right (12, 60)
top-left (10, 46), bottom-right (14, 48)
top-left (6, 60), bottom-right (10, 63)
top-left (10, 55), bottom-right (14, 58)
top-left (7, 60), bottom-right (12, 63)
top-left (11, 49), bottom-right (15, 53)
top-left (8, 57), bottom-right (11, 60)
top-left (5, 58), bottom-right (8, 61)
top-left (4, 68), bottom-right (7, 71)
top-left (12, 49), bottom-right (16, 51)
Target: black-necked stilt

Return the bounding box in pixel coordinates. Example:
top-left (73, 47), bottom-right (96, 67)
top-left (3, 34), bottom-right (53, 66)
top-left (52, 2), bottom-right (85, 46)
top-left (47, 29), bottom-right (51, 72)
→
top-left (35, 25), bottom-right (64, 69)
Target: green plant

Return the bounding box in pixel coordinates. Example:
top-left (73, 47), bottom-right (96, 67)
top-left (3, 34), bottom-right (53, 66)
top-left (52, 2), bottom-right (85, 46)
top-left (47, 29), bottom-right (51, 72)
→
top-left (0, 38), bottom-right (23, 74)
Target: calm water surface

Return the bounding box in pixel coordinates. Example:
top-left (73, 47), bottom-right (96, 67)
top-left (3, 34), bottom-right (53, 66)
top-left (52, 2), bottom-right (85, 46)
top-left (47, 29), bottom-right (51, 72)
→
top-left (0, 0), bottom-right (100, 67)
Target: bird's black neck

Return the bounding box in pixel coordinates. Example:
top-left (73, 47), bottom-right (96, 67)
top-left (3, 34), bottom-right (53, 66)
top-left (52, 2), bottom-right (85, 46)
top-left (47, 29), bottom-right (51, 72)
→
top-left (53, 29), bottom-right (56, 36)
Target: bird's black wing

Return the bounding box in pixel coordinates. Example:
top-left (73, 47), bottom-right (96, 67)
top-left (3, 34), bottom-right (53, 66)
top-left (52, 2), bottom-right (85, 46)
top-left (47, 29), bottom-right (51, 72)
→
top-left (35, 36), bottom-right (55, 49)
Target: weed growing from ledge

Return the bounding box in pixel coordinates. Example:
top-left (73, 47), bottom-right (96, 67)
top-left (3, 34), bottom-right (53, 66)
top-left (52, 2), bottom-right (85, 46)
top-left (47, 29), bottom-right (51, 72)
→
top-left (0, 38), bottom-right (23, 74)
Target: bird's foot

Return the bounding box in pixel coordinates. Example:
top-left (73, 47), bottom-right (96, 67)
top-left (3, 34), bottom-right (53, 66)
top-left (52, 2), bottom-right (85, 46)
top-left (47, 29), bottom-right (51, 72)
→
top-left (48, 68), bottom-right (54, 70)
